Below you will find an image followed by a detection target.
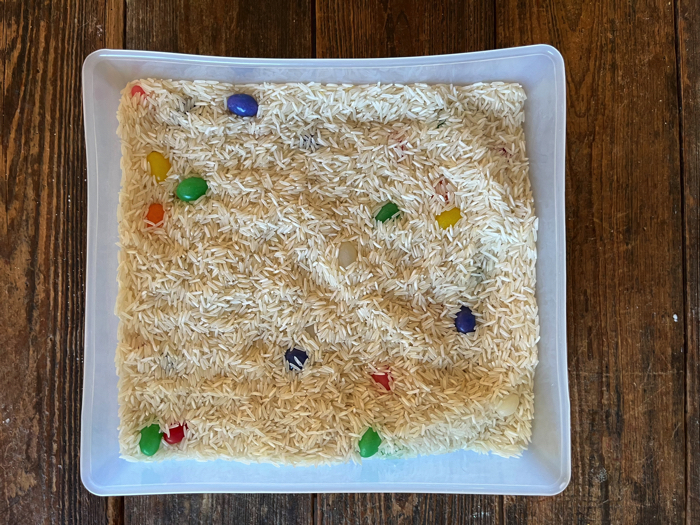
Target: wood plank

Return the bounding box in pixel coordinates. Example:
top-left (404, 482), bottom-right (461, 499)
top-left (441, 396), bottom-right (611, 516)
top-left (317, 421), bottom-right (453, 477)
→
top-left (126, 0), bottom-right (314, 57)
top-left (316, 0), bottom-right (494, 58)
top-left (678, 0), bottom-right (700, 522)
top-left (316, 1), bottom-right (498, 522)
top-left (123, 0), bottom-right (314, 521)
top-left (496, 1), bottom-right (686, 524)
top-left (318, 494), bottom-right (501, 525)
top-left (0, 0), bottom-right (123, 523)
top-left (106, 0), bottom-right (125, 50)
top-left (125, 494), bottom-right (312, 525)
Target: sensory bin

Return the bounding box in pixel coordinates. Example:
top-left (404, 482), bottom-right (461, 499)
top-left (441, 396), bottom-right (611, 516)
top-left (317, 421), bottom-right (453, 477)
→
top-left (115, 80), bottom-right (539, 464)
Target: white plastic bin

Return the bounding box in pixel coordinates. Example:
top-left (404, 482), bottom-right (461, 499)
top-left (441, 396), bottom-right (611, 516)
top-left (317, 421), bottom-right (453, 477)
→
top-left (81, 46), bottom-right (569, 496)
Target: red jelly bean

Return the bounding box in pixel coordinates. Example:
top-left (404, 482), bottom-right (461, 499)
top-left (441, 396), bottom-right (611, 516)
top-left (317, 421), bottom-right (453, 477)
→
top-left (146, 203), bottom-right (164, 226)
top-left (163, 423), bottom-right (187, 445)
top-left (372, 373), bottom-right (391, 391)
top-left (131, 85), bottom-right (146, 97)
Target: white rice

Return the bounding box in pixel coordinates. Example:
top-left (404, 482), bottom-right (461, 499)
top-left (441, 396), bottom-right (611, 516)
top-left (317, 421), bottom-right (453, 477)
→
top-left (115, 80), bottom-right (539, 464)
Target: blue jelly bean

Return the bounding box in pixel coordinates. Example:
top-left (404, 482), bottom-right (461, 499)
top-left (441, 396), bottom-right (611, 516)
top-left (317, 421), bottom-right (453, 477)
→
top-left (227, 94), bottom-right (258, 117)
top-left (285, 348), bottom-right (308, 371)
top-left (455, 306), bottom-right (476, 334)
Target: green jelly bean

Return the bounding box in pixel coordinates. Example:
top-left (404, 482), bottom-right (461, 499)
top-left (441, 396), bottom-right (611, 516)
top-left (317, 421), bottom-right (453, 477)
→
top-left (176, 176), bottom-right (208, 202)
top-left (358, 427), bottom-right (381, 458)
top-left (139, 424), bottom-right (162, 456)
top-left (375, 202), bottom-right (400, 223)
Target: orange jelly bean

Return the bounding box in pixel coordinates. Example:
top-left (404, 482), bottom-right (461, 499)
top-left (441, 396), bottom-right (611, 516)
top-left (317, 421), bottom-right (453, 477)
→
top-left (146, 203), bottom-right (165, 226)
top-left (147, 151), bottom-right (171, 183)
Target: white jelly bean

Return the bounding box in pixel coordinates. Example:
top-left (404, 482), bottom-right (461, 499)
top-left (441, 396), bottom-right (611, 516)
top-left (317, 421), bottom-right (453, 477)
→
top-left (338, 241), bottom-right (357, 268)
top-left (496, 394), bottom-right (520, 417)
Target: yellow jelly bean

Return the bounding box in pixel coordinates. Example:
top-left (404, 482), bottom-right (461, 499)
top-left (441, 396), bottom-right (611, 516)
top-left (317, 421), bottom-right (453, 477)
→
top-left (147, 151), bottom-right (171, 183)
top-left (436, 207), bottom-right (462, 229)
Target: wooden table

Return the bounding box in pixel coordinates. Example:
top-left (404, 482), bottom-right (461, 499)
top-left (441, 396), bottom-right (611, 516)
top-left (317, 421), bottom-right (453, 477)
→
top-left (1, 0), bottom-right (698, 523)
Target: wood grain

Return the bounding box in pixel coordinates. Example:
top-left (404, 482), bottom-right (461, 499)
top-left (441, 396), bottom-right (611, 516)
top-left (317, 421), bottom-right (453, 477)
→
top-left (106, 0), bottom-right (125, 49)
top-left (317, 493), bottom-right (502, 525)
top-left (125, 494), bottom-right (312, 525)
top-left (123, 0), bottom-right (314, 522)
top-left (496, 1), bottom-right (686, 524)
top-left (0, 0), bottom-right (121, 523)
top-left (678, 0), bottom-right (700, 523)
top-left (315, 1), bottom-right (499, 523)
top-left (126, 0), bottom-right (314, 57)
top-left (316, 0), bottom-right (494, 58)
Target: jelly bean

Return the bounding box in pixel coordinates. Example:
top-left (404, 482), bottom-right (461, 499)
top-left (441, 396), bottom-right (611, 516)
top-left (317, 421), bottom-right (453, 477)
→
top-left (358, 427), bottom-right (381, 458)
top-left (496, 394), bottom-right (520, 417)
top-left (305, 324), bottom-right (316, 338)
top-left (371, 373), bottom-right (391, 391)
top-left (145, 203), bottom-right (164, 226)
top-left (455, 306), bottom-right (476, 334)
top-left (131, 85), bottom-right (146, 97)
top-left (147, 152), bottom-right (171, 183)
top-left (436, 207), bottom-right (462, 229)
top-left (139, 424), bottom-right (162, 456)
top-left (176, 177), bottom-right (208, 202)
top-left (227, 94), bottom-right (258, 117)
top-left (163, 423), bottom-right (187, 445)
top-left (285, 348), bottom-right (308, 371)
top-left (338, 241), bottom-right (358, 268)
top-left (375, 202), bottom-right (400, 223)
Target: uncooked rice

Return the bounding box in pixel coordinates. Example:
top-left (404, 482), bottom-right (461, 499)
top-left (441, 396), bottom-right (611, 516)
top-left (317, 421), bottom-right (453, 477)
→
top-left (115, 79), bottom-right (539, 464)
